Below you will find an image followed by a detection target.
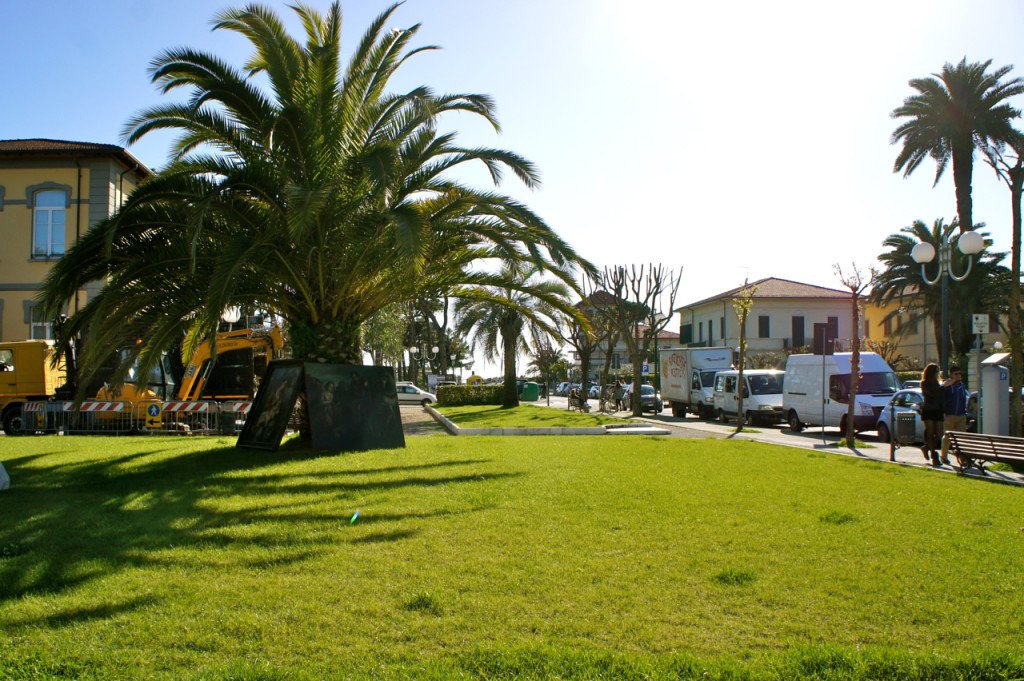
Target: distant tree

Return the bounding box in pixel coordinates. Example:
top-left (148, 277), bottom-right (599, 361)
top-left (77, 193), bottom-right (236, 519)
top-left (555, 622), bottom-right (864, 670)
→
top-left (892, 58), bottom-right (1024, 236)
top-left (731, 281), bottom-right (757, 430)
top-left (454, 263), bottom-right (575, 407)
top-left (600, 265), bottom-right (681, 416)
top-left (834, 263), bottom-right (875, 448)
top-left (363, 304), bottom-right (407, 367)
top-left (527, 339), bottom-right (565, 405)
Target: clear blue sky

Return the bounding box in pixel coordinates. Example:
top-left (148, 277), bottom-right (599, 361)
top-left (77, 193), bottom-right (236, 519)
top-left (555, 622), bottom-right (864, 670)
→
top-left (5, 0), bottom-right (1024, 377)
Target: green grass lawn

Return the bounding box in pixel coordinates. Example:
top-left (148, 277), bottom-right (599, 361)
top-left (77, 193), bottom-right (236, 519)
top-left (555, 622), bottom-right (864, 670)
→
top-left (1, 435), bottom-right (1022, 680)
top-left (438, 404), bottom-right (622, 427)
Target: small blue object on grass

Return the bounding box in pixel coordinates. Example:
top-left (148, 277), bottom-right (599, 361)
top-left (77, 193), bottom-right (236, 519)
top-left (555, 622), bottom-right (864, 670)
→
top-left (350, 510), bottom-right (360, 524)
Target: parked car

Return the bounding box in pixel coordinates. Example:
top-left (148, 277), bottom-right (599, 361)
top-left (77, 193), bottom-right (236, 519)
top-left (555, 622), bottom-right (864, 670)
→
top-left (902, 379), bottom-right (921, 390)
top-left (555, 382), bottom-right (570, 396)
top-left (395, 382), bottom-right (436, 405)
top-left (623, 383), bottom-right (663, 414)
top-left (874, 388), bottom-right (924, 443)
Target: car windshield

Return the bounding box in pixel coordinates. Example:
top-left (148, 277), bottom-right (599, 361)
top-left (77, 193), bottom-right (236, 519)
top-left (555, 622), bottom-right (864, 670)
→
top-left (700, 371), bottom-right (719, 388)
top-left (640, 385), bottom-right (656, 395)
top-left (747, 374), bottom-right (783, 395)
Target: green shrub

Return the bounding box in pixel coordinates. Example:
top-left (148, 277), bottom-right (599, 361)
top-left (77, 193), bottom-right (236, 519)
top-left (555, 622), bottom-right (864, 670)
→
top-left (437, 384), bottom-right (503, 406)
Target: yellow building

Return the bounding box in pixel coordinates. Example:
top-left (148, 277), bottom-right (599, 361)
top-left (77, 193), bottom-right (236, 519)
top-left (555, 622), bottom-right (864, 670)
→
top-left (862, 295), bottom-right (1008, 369)
top-left (0, 139), bottom-right (152, 341)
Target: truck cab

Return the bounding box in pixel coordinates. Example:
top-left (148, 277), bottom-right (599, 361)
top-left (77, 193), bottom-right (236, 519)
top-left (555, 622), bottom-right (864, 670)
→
top-left (0, 340), bottom-right (66, 434)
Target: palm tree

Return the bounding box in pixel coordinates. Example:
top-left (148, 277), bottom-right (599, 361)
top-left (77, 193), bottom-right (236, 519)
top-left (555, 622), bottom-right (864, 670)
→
top-left (871, 218), bottom-right (1010, 363)
top-left (38, 2), bottom-right (588, 399)
top-left (892, 58), bottom-right (1024, 234)
top-left (454, 264), bottom-right (573, 408)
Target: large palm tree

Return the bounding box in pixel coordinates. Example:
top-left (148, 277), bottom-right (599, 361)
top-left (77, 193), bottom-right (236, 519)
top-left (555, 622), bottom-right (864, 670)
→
top-left (454, 264), bottom-right (573, 408)
top-left (871, 218), bottom-right (1010, 363)
top-left (892, 58), bottom-right (1024, 235)
top-left (38, 2), bottom-right (588, 396)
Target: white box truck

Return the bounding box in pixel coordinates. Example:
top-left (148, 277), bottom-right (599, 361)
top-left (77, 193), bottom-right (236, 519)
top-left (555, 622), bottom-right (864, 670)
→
top-left (659, 347), bottom-right (733, 418)
top-left (712, 369), bottom-right (785, 425)
top-left (782, 352), bottom-right (900, 433)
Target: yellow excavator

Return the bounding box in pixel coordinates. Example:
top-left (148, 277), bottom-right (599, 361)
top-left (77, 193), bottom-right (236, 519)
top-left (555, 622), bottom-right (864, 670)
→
top-left (0, 325), bottom-right (284, 435)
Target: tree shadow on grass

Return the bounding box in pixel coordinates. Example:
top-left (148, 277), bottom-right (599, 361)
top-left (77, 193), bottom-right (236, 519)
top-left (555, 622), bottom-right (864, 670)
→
top-left (0, 441), bottom-right (517, 609)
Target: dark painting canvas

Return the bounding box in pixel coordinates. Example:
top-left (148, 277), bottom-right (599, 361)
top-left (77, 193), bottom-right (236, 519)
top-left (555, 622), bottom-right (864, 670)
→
top-left (304, 363), bottom-right (405, 451)
top-left (237, 360), bottom-right (304, 450)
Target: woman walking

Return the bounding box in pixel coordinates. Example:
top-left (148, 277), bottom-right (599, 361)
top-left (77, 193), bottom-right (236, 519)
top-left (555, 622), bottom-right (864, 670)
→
top-left (920, 363), bottom-right (945, 466)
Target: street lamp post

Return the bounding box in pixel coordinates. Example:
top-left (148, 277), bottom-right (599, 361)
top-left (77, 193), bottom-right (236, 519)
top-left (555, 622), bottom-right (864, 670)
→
top-left (408, 345), bottom-right (440, 386)
top-left (911, 229), bottom-right (984, 374)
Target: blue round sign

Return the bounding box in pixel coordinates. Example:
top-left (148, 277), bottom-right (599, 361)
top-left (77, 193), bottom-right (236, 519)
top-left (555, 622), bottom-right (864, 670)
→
top-left (147, 404), bottom-right (161, 417)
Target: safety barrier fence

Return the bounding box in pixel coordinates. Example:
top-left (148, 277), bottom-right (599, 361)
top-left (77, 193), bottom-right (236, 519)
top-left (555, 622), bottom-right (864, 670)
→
top-left (21, 400), bottom-right (254, 436)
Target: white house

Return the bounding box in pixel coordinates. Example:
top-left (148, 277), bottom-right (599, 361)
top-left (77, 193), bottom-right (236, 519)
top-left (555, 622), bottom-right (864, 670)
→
top-left (675, 277), bottom-right (852, 354)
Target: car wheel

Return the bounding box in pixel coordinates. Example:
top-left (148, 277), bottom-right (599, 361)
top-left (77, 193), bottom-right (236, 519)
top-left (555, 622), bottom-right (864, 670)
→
top-left (877, 422), bottom-right (890, 443)
top-left (717, 408), bottom-right (727, 423)
top-left (421, 398), bottom-right (431, 407)
top-left (671, 403), bottom-right (684, 417)
top-left (2, 407), bottom-right (24, 436)
top-left (787, 410), bottom-right (803, 433)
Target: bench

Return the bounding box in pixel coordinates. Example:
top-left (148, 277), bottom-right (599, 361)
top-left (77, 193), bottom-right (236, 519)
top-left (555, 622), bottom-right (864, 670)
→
top-left (568, 396), bottom-right (591, 413)
top-left (944, 431), bottom-right (1024, 473)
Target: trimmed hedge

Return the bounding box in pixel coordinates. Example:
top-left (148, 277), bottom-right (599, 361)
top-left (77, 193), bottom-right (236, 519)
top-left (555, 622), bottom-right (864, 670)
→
top-left (896, 370), bottom-right (922, 384)
top-left (437, 384), bottom-right (504, 406)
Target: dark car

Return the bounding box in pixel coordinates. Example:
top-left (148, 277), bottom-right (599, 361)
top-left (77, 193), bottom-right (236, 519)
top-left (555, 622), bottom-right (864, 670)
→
top-left (622, 384), bottom-right (663, 414)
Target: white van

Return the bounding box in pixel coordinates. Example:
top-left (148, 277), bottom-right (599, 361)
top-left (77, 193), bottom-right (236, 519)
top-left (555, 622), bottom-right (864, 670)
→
top-left (712, 370), bottom-right (785, 424)
top-left (783, 352), bottom-right (900, 433)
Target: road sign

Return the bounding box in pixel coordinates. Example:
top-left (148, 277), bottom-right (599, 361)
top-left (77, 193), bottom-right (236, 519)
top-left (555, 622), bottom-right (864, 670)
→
top-left (972, 314), bottom-right (990, 335)
top-left (145, 402), bottom-right (162, 430)
top-left (642, 363), bottom-right (650, 374)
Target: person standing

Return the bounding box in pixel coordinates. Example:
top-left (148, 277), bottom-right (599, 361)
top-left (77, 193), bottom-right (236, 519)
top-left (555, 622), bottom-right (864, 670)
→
top-left (940, 365), bottom-right (969, 465)
top-left (920, 363), bottom-right (945, 467)
top-left (612, 381), bottom-right (625, 412)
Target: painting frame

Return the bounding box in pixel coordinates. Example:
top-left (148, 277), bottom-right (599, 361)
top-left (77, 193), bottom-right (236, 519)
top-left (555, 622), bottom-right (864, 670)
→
top-left (236, 359), bottom-right (305, 451)
top-left (304, 363), bottom-right (405, 451)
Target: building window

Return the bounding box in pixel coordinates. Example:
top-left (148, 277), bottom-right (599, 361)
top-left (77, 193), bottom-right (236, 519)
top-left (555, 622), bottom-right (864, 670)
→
top-left (758, 315), bottom-right (770, 338)
top-left (792, 316), bottom-right (804, 347)
top-left (699, 321), bottom-right (703, 342)
top-left (863, 319), bottom-right (870, 339)
top-left (32, 189), bottom-right (66, 258)
top-left (680, 323), bottom-right (693, 344)
top-left (30, 305), bottom-right (53, 340)
top-left (883, 316), bottom-right (892, 337)
top-left (720, 316), bottom-right (725, 340)
top-left (708, 319), bottom-right (714, 343)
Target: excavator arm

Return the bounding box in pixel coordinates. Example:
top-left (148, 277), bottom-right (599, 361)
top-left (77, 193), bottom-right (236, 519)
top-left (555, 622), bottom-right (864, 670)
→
top-left (177, 326), bottom-right (284, 401)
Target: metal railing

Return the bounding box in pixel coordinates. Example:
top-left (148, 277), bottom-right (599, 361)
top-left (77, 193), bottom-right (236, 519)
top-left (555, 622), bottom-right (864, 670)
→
top-left (19, 400), bottom-right (253, 436)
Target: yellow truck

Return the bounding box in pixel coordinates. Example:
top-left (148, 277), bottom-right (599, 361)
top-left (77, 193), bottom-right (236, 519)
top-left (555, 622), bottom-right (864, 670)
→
top-left (0, 325), bottom-right (284, 435)
top-left (0, 340), bottom-right (67, 434)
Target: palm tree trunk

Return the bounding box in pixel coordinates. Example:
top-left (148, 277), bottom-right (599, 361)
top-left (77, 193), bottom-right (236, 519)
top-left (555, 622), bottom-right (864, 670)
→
top-left (1009, 166), bottom-right (1023, 437)
top-left (502, 327), bottom-right (519, 408)
top-left (952, 145), bottom-right (974, 233)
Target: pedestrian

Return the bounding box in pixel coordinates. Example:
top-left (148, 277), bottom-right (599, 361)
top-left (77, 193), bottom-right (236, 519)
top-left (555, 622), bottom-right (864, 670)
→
top-left (612, 381), bottom-right (625, 412)
top-left (919, 363), bottom-right (945, 467)
top-left (940, 364), bottom-right (969, 465)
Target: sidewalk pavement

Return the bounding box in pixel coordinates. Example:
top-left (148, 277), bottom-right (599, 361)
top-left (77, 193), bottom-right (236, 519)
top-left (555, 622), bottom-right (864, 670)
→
top-left (633, 413), bottom-right (1024, 487)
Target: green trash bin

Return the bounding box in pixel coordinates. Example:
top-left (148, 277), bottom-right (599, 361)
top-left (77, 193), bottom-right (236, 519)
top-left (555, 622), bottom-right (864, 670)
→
top-left (519, 381), bottom-right (539, 401)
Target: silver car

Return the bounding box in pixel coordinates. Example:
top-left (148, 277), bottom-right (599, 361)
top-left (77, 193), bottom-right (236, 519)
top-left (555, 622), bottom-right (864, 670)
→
top-left (875, 388), bottom-right (924, 443)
